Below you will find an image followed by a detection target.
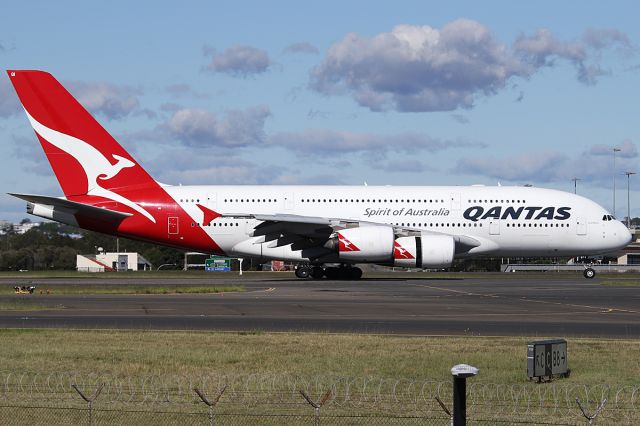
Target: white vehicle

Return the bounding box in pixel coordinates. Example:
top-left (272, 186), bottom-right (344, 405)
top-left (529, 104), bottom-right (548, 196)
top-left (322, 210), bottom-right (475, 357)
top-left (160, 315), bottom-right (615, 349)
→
top-left (7, 70), bottom-right (632, 279)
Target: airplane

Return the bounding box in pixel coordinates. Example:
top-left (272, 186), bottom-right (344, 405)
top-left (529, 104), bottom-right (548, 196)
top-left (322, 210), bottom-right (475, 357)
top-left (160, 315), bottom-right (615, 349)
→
top-left (5, 70), bottom-right (632, 280)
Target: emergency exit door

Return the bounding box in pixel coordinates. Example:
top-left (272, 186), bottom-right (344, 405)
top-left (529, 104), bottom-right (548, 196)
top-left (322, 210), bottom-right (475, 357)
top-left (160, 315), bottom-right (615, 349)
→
top-left (489, 220), bottom-right (500, 235)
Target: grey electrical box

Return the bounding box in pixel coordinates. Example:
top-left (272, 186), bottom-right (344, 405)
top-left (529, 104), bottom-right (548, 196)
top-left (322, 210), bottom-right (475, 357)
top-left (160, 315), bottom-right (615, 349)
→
top-left (527, 339), bottom-right (569, 381)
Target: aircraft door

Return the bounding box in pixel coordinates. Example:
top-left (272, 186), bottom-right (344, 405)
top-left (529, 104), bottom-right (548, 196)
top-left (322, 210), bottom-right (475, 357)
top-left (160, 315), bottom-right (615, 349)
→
top-left (117, 255), bottom-right (128, 272)
top-left (284, 193), bottom-right (294, 210)
top-left (450, 193), bottom-right (461, 211)
top-left (207, 193), bottom-right (217, 210)
top-left (576, 218), bottom-right (587, 235)
top-left (168, 216), bottom-right (179, 235)
top-left (489, 220), bottom-right (500, 235)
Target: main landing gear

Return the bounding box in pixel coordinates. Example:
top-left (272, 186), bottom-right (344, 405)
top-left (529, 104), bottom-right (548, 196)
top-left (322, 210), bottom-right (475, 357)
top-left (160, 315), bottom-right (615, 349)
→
top-left (295, 265), bottom-right (363, 280)
top-left (583, 267), bottom-right (596, 279)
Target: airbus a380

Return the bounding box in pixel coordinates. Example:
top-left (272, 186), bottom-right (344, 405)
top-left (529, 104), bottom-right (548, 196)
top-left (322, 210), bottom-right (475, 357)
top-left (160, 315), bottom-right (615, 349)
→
top-left (6, 70), bottom-right (632, 279)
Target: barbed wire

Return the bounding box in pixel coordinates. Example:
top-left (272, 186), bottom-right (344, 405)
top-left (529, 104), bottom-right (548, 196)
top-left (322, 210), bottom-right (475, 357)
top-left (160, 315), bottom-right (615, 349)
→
top-left (0, 371), bottom-right (638, 421)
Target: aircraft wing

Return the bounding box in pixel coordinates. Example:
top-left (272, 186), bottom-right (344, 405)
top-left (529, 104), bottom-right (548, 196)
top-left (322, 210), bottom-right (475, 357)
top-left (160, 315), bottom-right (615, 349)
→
top-left (222, 212), bottom-right (481, 254)
top-left (9, 193), bottom-right (133, 224)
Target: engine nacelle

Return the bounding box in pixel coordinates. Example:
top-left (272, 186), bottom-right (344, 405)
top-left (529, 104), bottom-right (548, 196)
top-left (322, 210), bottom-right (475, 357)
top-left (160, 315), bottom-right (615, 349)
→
top-left (27, 202), bottom-right (78, 226)
top-left (393, 234), bottom-right (455, 269)
top-left (335, 226), bottom-right (394, 262)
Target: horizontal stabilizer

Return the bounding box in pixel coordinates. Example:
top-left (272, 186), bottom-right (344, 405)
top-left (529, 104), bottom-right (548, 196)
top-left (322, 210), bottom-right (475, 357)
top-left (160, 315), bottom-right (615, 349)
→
top-left (9, 193), bottom-right (133, 223)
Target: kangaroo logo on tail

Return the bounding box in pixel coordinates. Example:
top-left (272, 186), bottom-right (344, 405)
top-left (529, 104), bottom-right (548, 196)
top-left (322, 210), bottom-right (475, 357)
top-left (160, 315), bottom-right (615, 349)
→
top-left (24, 110), bottom-right (156, 223)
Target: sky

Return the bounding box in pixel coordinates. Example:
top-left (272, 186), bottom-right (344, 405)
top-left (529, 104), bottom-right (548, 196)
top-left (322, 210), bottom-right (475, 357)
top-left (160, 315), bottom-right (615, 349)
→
top-left (0, 0), bottom-right (639, 222)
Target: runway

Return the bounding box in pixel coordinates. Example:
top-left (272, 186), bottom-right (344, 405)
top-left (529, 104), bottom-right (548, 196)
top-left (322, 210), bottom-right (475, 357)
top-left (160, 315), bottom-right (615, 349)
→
top-left (1, 275), bottom-right (639, 337)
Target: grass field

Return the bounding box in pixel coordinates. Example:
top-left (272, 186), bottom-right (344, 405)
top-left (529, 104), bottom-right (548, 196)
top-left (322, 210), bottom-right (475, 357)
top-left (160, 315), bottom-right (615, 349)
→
top-left (0, 329), bottom-right (638, 386)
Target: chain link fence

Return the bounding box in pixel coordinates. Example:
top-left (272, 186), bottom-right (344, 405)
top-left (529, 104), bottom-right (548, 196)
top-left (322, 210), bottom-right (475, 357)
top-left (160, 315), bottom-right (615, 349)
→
top-left (0, 371), bottom-right (637, 425)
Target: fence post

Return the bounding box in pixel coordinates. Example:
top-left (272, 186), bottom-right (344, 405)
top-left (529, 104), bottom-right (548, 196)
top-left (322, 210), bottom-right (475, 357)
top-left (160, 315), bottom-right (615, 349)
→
top-left (72, 383), bottom-right (104, 426)
top-left (300, 389), bottom-right (331, 426)
top-left (194, 386), bottom-right (226, 426)
top-left (576, 398), bottom-right (607, 425)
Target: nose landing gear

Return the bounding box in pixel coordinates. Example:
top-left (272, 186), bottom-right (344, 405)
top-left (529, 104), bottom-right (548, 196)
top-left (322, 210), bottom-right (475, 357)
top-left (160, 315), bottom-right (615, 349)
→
top-left (583, 267), bottom-right (596, 279)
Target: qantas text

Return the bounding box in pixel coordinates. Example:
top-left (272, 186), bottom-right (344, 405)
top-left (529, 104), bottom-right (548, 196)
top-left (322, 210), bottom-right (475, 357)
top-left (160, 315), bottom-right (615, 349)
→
top-left (463, 206), bottom-right (571, 222)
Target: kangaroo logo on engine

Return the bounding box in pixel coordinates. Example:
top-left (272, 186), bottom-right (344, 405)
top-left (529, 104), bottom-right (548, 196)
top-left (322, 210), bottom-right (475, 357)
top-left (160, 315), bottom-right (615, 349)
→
top-left (463, 206), bottom-right (571, 222)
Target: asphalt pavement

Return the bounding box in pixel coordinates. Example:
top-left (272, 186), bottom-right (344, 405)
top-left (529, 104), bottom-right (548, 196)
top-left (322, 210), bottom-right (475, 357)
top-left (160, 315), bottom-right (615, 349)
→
top-left (1, 275), bottom-right (638, 337)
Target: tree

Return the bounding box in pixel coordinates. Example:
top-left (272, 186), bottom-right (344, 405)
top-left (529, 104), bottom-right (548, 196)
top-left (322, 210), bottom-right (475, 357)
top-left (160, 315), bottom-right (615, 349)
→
top-left (0, 222), bottom-right (184, 271)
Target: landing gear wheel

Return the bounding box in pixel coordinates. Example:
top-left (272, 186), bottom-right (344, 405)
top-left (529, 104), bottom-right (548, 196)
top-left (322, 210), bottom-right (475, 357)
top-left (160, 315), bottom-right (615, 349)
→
top-left (350, 267), bottom-right (363, 280)
top-left (295, 266), bottom-right (311, 279)
top-left (311, 266), bottom-right (325, 279)
top-left (324, 267), bottom-right (339, 280)
top-left (337, 268), bottom-right (352, 280)
top-left (583, 267), bottom-right (596, 279)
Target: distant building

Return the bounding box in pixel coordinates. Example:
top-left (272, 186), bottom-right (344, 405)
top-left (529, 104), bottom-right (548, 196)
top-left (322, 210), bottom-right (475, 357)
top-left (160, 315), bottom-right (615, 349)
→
top-left (0, 220), bottom-right (11, 235)
top-left (77, 252), bottom-right (152, 272)
top-left (0, 220), bottom-right (42, 235)
top-left (11, 221), bottom-right (41, 235)
top-left (617, 234), bottom-right (640, 265)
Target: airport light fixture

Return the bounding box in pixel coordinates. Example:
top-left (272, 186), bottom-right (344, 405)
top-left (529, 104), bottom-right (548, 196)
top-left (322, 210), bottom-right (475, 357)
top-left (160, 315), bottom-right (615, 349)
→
top-left (613, 147), bottom-right (621, 217)
top-left (571, 177), bottom-right (580, 194)
top-left (625, 171), bottom-right (636, 228)
top-left (451, 364), bottom-right (479, 426)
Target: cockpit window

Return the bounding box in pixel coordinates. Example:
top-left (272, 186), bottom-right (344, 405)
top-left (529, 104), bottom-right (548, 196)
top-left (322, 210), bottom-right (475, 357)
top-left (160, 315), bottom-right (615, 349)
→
top-left (602, 215), bottom-right (615, 221)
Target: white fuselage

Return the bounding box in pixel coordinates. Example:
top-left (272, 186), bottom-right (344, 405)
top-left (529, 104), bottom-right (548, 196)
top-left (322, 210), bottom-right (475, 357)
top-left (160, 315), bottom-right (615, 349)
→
top-left (165, 184), bottom-right (631, 262)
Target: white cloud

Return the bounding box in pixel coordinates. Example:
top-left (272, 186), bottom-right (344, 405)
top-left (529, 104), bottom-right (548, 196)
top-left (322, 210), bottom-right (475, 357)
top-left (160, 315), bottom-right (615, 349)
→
top-left (582, 28), bottom-right (631, 50)
top-left (311, 20), bottom-right (528, 112)
top-left (163, 106), bottom-right (271, 148)
top-left (147, 150), bottom-right (316, 185)
top-left (311, 20), bottom-right (631, 112)
top-left (66, 81), bottom-right (141, 119)
top-left (372, 159), bottom-right (436, 173)
top-left (1, 77), bottom-right (144, 120)
top-left (455, 151), bottom-right (568, 182)
top-left (513, 29), bottom-right (626, 85)
top-left (205, 45), bottom-right (271, 76)
top-left (454, 140), bottom-right (639, 187)
top-left (268, 128), bottom-right (485, 156)
top-left (589, 139), bottom-right (637, 158)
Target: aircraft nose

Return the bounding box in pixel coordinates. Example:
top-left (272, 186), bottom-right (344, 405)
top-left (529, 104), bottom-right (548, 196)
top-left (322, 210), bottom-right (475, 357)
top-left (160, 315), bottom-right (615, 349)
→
top-left (617, 222), bottom-right (632, 247)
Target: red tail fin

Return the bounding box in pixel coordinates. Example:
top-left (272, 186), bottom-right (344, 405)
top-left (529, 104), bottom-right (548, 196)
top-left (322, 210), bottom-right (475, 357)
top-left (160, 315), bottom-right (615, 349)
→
top-left (7, 70), bottom-right (156, 197)
top-left (7, 70), bottom-right (224, 254)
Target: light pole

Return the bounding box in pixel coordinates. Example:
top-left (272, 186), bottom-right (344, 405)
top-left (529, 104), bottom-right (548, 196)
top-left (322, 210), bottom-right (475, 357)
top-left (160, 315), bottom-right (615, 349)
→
top-left (571, 178), bottom-right (580, 194)
top-left (613, 147), bottom-right (621, 217)
top-left (625, 171), bottom-right (636, 228)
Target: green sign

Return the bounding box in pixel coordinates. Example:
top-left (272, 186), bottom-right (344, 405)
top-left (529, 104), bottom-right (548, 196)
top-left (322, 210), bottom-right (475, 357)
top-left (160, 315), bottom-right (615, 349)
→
top-left (205, 256), bottom-right (231, 272)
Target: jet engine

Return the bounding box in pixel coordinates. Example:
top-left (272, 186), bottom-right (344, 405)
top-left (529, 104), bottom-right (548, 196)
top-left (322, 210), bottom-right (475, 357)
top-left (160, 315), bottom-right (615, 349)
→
top-left (393, 234), bottom-right (455, 269)
top-left (327, 226), bottom-right (395, 262)
top-left (27, 202), bottom-right (77, 226)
